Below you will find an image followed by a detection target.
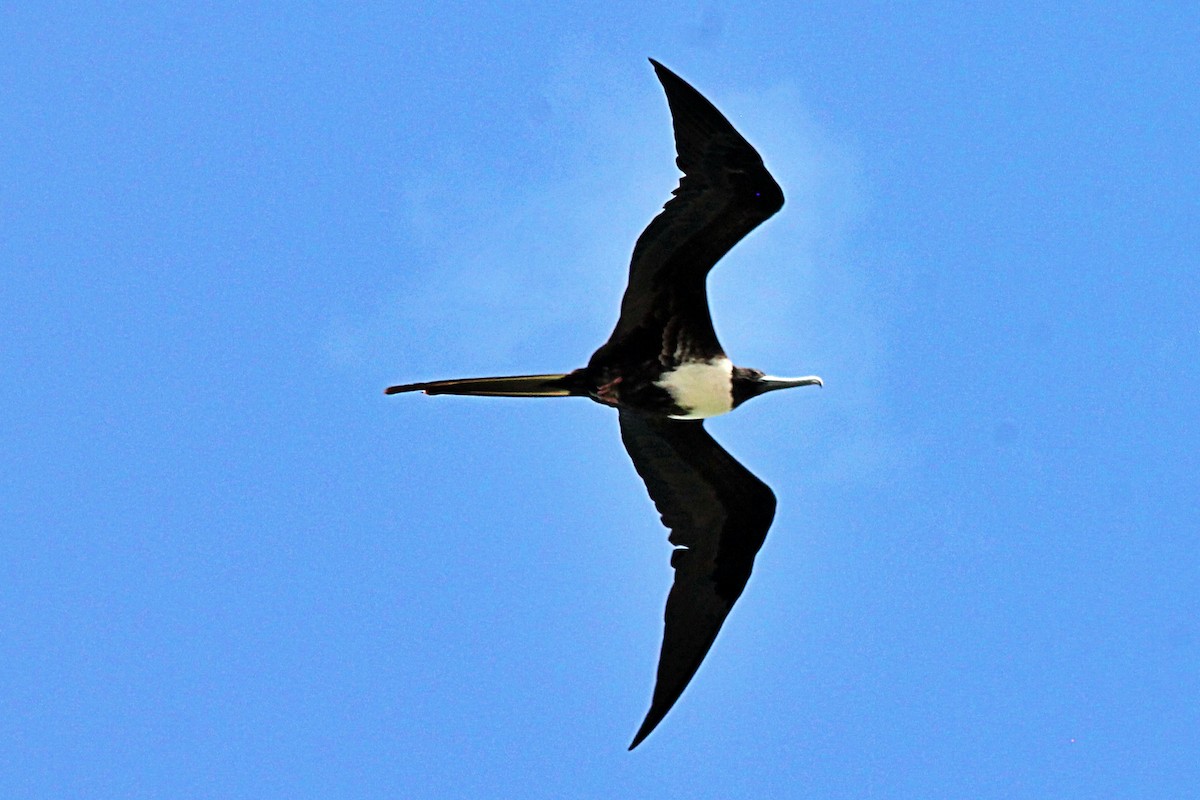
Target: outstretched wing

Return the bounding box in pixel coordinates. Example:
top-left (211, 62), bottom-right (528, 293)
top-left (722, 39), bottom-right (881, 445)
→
top-left (600, 60), bottom-right (784, 363)
top-left (618, 410), bottom-right (777, 749)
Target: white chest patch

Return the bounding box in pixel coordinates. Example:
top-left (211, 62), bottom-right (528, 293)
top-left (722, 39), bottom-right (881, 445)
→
top-left (655, 357), bottom-right (735, 419)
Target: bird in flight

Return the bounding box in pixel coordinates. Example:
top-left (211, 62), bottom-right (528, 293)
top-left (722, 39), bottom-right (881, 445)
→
top-left (388, 59), bottom-right (822, 749)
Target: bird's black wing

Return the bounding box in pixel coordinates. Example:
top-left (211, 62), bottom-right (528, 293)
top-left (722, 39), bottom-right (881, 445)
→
top-left (618, 409), bottom-right (777, 749)
top-left (599, 60), bottom-right (784, 364)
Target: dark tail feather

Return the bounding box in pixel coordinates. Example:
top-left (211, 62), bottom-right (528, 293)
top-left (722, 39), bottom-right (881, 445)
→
top-left (385, 373), bottom-right (578, 398)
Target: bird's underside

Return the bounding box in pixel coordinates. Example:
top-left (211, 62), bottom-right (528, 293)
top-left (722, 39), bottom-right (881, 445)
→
top-left (387, 59), bottom-right (819, 749)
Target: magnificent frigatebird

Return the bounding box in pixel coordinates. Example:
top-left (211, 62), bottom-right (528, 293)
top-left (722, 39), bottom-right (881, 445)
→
top-left (388, 59), bottom-right (822, 749)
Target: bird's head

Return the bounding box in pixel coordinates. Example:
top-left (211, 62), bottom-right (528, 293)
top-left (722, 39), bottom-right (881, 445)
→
top-left (731, 367), bottom-right (823, 408)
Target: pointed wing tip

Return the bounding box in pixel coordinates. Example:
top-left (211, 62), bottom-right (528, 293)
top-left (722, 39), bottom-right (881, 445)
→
top-left (627, 714), bottom-right (660, 751)
top-left (628, 692), bottom-right (680, 751)
top-left (647, 58), bottom-right (680, 84)
top-left (648, 58), bottom-right (687, 89)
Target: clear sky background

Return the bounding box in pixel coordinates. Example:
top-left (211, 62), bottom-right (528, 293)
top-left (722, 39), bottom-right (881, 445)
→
top-left (3, 4), bottom-right (1198, 798)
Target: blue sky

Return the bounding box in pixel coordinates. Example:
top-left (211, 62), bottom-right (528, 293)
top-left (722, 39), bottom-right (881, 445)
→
top-left (3, 3), bottom-right (1198, 797)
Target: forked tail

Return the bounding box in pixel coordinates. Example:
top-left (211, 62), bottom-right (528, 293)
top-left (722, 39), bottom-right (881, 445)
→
top-left (385, 373), bottom-right (580, 398)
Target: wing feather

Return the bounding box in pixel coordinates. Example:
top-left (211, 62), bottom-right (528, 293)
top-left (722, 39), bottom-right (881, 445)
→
top-left (618, 410), bottom-right (777, 749)
top-left (599, 61), bottom-right (784, 363)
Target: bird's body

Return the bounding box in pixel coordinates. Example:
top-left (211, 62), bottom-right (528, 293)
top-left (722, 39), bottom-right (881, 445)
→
top-left (388, 59), bottom-right (822, 749)
top-left (654, 357), bottom-right (735, 419)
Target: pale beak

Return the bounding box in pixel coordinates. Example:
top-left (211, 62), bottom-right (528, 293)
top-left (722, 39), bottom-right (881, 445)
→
top-left (757, 374), bottom-right (824, 393)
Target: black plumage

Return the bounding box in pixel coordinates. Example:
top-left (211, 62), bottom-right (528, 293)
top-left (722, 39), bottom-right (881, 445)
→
top-left (618, 410), bottom-right (776, 749)
top-left (387, 59), bottom-right (822, 749)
